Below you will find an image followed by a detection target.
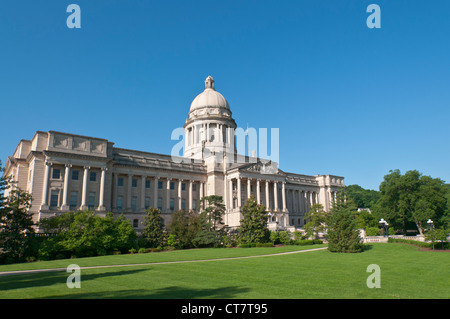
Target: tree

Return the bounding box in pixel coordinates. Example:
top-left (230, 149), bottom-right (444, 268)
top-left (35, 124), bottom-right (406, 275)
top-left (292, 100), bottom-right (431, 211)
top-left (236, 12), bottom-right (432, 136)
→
top-left (38, 211), bottom-right (137, 259)
top-left (303, 203), bottom-right (328, 239)
top-left (425, 228), bottom-right (448, 250)
top-left (345, 184), bottom-right (380, 209)
top-left (193, 195), bottom-right (227, 248)
top-left (168, 210), bottom-right (201, 249)
top-left (238, 196), bottom-right (269, 244)
top-left (141, 207), bottom-right (166, 248)
top-left (0, 186), bottom-right (36, 263)
top-left (327, 191), bottom-right (363, 253)
top-left (376, 170), bottom-right (448, 235)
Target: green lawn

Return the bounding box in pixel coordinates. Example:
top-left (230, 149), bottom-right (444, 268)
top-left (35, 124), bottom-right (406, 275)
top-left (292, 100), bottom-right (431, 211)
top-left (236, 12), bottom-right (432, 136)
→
top-left (0, 243), bottom-right (448, 299)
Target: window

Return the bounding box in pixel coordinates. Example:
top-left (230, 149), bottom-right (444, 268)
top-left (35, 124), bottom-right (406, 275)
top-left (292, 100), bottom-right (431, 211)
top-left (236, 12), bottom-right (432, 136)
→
top-left (182, 183), bottom-right (186, 191)
top-left (157, 197), bottom-right (163, 210)
top-left (170, 182), bottom-right (175, 190)
top-left (70, 191), bottom-right (78, 210)
top-left (145, 180), bottom-right (150, 189)
top-left (131, 196), bottom-right (137, 210)
top-left (50, 190), bottom-right (59, 207)
top-left (133, 219), bottom-right (139, 228)
top-left (192, 184), bottom-right (197, 191)
top-left (72, 170), bottom-right (79, 181)
top-left (145, 197), bottom-right (150, 209)
top-left (118, 177), bottom-right (124, 186)
top-left (88, 192), bottom-right (96, 209)
top-left (132, 179), bottom-right (138, 188)
top-left (193, 200), bottom-right (197, 210)
top-left (90, 172), bottom-right (96, 182)
top-left (181, 199), bottom-right (186, 210)
top-left (158, 181), bottom-right (163, 189)
top-left (117, 196), bottom-right (123, 210)
top-left (52, 169), bottom-right (61, 180)
top-left (170, 198), bottom-right (174, 211)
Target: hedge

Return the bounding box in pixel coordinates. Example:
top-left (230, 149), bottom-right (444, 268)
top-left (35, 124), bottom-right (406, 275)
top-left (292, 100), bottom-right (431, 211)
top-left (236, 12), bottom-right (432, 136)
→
top-left (388, 237), bottom-right (449, 249)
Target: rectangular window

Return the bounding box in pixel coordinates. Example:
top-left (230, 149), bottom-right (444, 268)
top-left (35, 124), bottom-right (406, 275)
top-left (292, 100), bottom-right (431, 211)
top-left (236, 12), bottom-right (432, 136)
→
top-left (170, 198), bottom-right (174, 211)
top-left (158, 181), bottom-right (163, 189)
top-left (72, 170), bottom-right (79, 181)
top-left (131, 196), bottom-right (137, 210)
top-left (69, 191), bottom-right (78, 210)
top-left (50, 190), bottom-right (59, 207)
top-left (90, 172), bottom-right (96, 182)
top-left (145, 180), bottom-right (150, 189)
top-left (88, 192), bottom-right (96, 209)
top-left (118, 177), bottom-right (124, 186)
top-left (193, 200), bottom-right (197, 210)
top-left (133, 219), bottom-right (139, 228)
top-left (145, 197), bottom-right (150, 209)
top-left (52, 169), bottom-right (61, 180)
top-left (170, 182), bottom-right (175, 190)
top-left (117, 196), bottom-right (123, 210)
top-left (181, 199), bottom-right (186, 210)
top-left (157, 197), bottom-right (163, 210)
top-left (132, 179), bottom-right (138, 188)
top-left (192, 184), bottom-right (197, 192)
top-left (182, 183), bottom-right (186, 191)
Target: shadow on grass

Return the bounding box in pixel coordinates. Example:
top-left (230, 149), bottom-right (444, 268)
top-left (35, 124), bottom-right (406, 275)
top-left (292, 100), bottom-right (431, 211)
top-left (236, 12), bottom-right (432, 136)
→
top-left (42, 286), bottom-right (251, 299)
top-left (0, 268), bottom-right (147, 292)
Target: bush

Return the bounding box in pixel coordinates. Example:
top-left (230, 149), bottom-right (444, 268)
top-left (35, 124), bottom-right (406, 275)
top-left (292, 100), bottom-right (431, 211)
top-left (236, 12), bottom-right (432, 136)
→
top-left (256, 243), bottom-right (274, 247)
top-left (278, 231), bottom-right (292, 245)
top-left (129, 248), bottom-right (137, 254)
top-left (138, 248), bottom-right (147, 254)
top-left (388, 237), bottom-right (449, 249)
top-left (366, 227), bottom-right (379, 236)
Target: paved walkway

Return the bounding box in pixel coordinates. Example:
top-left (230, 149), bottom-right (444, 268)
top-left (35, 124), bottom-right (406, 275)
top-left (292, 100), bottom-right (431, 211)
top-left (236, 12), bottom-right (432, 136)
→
top-left (0, 246), bottom-right (328, 277)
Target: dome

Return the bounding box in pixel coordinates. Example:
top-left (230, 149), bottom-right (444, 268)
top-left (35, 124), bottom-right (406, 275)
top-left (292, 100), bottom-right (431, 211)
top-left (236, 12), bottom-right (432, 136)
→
top-left (189, 75), bottom-right (230, 113)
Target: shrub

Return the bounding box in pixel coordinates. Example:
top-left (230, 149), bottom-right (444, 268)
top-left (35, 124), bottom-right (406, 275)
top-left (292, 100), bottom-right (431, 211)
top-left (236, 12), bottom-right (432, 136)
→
top-left (278, 231), bottom-right (292, 245)
top-left (270, 231), bottom-right (280, 244)
top-left (256, 243), bottom-right (274, 247)
top-left (138, 248), bottom-right (147, 254)
top-left (129, 248), bottom-right (137, 254)
top-left (366, 227), bottom-right (379, 236)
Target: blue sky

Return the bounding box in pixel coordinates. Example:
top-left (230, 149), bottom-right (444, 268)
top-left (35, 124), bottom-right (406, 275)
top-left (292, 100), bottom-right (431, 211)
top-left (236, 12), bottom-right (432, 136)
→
top-left (1, 0), bottom-right (449, 190)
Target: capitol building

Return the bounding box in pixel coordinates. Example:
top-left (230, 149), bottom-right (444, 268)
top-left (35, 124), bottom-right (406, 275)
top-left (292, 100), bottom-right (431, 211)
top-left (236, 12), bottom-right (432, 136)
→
top-left (3, 76), bottom-right (344, 232)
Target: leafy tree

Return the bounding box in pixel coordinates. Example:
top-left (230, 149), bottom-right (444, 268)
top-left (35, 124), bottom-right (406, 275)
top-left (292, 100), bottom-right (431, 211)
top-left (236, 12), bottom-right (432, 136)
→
top-left (327, 191), bottom-right (363, 253)
top-left (303, 203), bottom-right (328, 239)
top-left (345, 184), bottom-right (380, 209)
top-left (0, 186), bottom-right (36, 263)
top-left (425, 228), bottom-right (448, 250)
top-left (141, 207), bottom-right (166, 248)
top-left (376, 170), bottom-right (447, 235)
top-left (238, 196), bottom-right (269, 244)
top-left (168, 210), bottom-right (201, 249)
top-left (192, 195), bottom-right (227, 248)
top-left (38, 211), bottom-right (137, 259)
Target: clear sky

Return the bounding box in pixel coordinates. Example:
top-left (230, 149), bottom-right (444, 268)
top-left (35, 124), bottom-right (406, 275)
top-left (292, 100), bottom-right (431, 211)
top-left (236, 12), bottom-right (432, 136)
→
top-left (1, 0), bottom-right (449, 191)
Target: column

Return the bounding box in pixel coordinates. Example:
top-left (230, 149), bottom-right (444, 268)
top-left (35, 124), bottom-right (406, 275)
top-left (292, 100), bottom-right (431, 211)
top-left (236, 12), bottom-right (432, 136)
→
top-left (229, 178), bottom-right (234, 210)
top-left (127, 174), bottom-right (132, 210)
top-left (153, 176), bottom-right (159, 209)
top-left (281, 182), bottom-right (286, 212)
top-left (61, 164), bottom-right (71, 210)
top-left (141, 175), bottom-right (147, 211)
top-left (199, 181), bottom-right (204, 210)
top-left (81, 166), bottom-right (89, 210)
top-left (188, 180), bottom-right (193, 211)
top-left (247, 178), bottom-right (251, 201)
top-left (265, 180), bottom-right (270, 210)
top-left (177, 179), bottom-right (182, 210)
top-left (274, 181), bottom-right (278, 211)
top-left (256, 179), bottom-right (261, 204)
top-left (98, 167), bottom-right (107, 211)
top-left (237, 177), bottom-right (242, 209)
top-left (166, 178), bottom-right (171, 212)
top-left (113, 173), bottom-right (118, 210)
top-left (40, 161), bottom-right (51, 210)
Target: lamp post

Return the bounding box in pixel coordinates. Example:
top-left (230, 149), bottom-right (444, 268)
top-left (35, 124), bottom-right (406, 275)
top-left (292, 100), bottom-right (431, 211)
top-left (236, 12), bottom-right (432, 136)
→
top-left (427, 219), bottom-right (433, 230)
top-left (379, 218), bottom-right (388, 237)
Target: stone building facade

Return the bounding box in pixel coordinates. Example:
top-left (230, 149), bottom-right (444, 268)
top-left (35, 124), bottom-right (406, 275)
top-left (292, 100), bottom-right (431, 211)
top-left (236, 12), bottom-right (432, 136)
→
top-left (3, 76), bottom-right (344, 232)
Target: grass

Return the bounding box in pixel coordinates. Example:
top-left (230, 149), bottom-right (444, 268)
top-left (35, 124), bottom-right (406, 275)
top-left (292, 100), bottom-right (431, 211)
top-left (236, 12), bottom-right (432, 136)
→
top-left (0, 243), bottom-right (448, 299)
